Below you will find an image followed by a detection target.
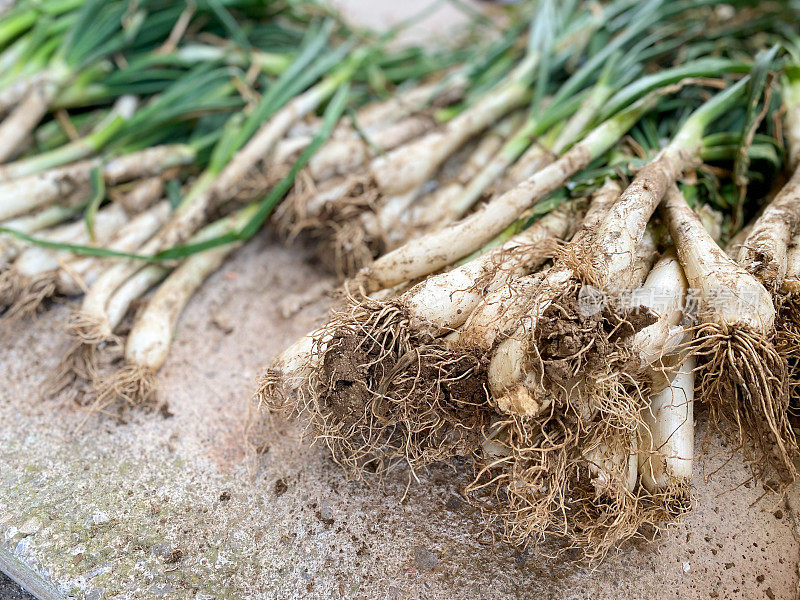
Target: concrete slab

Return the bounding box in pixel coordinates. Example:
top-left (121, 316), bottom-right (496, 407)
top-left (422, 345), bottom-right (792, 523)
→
top-left (1, 4), bottom-right (799, 598)
top-left (1, 232), bottom-right (798, 599)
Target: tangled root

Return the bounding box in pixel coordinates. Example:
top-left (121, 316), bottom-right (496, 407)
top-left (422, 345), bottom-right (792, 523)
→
top-left (300, 295), bottom-right (491, 477)
top-left (527, 277), bottom-right (654, 426)
top-left (2, 271), bottom-right (57, 320)
top-left (687, 321), bottom-right (798, 485)
top-left (322, 218), bottom-right (385, 280)
top-left (774, 293), bottom-right (800, 432)
top-left (467, 413), bottom-right (687, 562)
top-left (274, 171), bottom-right (383, 278)
top-left (0, 266), bottom-right (26, 310)
top-left (89, 363), bottom-right (160, 417)
top-left (48, 312), bottom-right (121, 400)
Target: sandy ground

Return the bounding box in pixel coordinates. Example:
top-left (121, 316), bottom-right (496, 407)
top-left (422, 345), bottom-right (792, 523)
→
top-left (1, 232), bottom-right (799, 600)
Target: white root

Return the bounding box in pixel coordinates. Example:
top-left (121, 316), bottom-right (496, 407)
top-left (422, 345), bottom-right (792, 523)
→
top-left (638, 356), bottom-right (695, 494)
top-left (737, 167), bottom-right (800, 289)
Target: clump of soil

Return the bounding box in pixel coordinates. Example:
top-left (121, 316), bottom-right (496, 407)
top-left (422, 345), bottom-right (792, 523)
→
top-left (308, 300), bottom-right (491, 477)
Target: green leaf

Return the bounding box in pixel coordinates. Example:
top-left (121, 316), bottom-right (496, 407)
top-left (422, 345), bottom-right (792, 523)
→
top-left (83, 166), bottom-right (106, 241)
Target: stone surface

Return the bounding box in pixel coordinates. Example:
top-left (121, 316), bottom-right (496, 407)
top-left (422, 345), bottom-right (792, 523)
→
top-left (1, 233), bottom-right (799, 599)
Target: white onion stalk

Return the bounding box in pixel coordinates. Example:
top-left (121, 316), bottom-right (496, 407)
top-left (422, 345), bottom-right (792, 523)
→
top-left (91, 205), bottom-right (257, 411)
top-left (356, 89), bottom-right (664, 292)
top-left (638, 356), bottom-right (695, 496)
top-left (0, 95), bottom-right (138, 179)
top-left (482, 83), bottom-right (752, 416)
top-left (0, 143), bottom-right (195, 221)
top-left (0, 203), bottom-right (81, 267)
top-left (368, 54), bottom-right (539, 198)
top-left (56, 201), bottom-right (171, 296)
top-left (307, 115), bottom-right (435, 183)
top-left (661, 185), bottom-right (797, 483)
top-left (457, 180), bottom-right (622, 351)
top-left (0, 78), bottom-right (60, 164)
top-left (273, 114), bottom-right (435, 183)
top-left (1, 204), bottom-right (129, 318)
top-left (351, 76), bottom-right (466, 132)
top-left (737, 167), bottom-right (800, 290)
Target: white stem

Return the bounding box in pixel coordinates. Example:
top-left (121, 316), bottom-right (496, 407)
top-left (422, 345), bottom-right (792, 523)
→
top-left (56, 201), bottom-right (171, 295)
top-left (400, 206), bottom-right (575, 338)
top-left (0, 159), bottom-right (95, 221)
top-left (13, 204), bottom-right (129, 278)
top-left (359, 100), bottom-right (648, 292)
top-left (782, 227), bottom-right (800, 294)
top-left (105, 264), bottom-right (168, 333)
top-left (593, 144), bottom-right (699, 295)
top-left (369, 55), bottom-right (538, 197)
top-left (307, 115), bottom-right (433, 182)
top-left (663, 186), bottom-right (775, 333)
top-left (630, 249), bottom-right (688, 367)
top-left (0, 204), bottom-right (78, 267)
top-left (459, 179), bottom-right (622, 350)
top-left (124, 241), bottom-right (241, 371)
top-left (489, 225), bottom-right (658, 417)
top-left (638, 356), bottom-right (695, 493)
top-left (737, 166), bottom-right (800, 288)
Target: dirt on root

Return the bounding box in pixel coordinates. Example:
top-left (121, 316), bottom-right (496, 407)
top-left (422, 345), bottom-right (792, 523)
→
top-left (535, 287), bottom-right (657, 387)
top-left (315, 321), bottom-right (491, 474)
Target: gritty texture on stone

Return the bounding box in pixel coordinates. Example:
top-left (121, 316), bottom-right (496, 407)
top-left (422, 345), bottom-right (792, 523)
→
top-left (0, 233), bottom-right (798, 599)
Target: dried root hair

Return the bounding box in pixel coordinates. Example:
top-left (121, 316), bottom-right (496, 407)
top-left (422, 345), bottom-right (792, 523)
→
top-left (275, 172), bottom-right (383, 277)
top-left (88, 363), bottom-right (161, 418)
top-left (301, 293), bottom-right (491, 478)
top-left (48, 312), bottom-right (122, 401)
top-left (524, 245), bottom-right (655, 425)
top-left (0, 266), bottom-right (26, 310)
top-left (1, 271), bottom-right (57, 321)
top-left (467, 411), bottom-right (687, 563)
top-left (683, 320), bottom-right (797, 485)
top-left (774, 292), bottom-right (800, 431)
